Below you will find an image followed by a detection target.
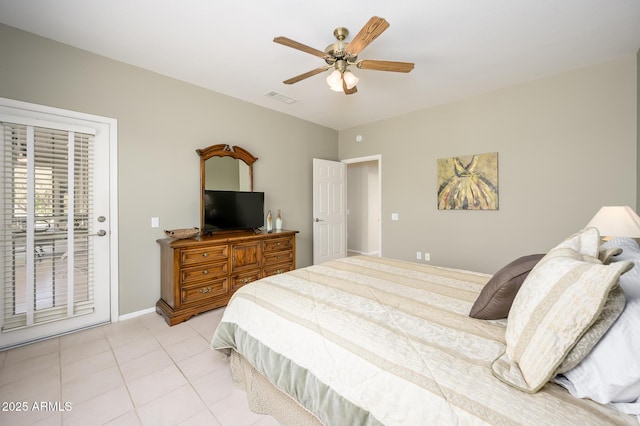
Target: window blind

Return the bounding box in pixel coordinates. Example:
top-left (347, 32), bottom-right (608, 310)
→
top-left (1, 121), bottom-right (95, 332)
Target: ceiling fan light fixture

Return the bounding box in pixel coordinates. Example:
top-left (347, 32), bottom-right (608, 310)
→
top-left (326, 69), bottom-right (343, 91)
top-left (275, 16), bottom-right (413, 94)
top-left (343, 70), bottom-right (359, 89)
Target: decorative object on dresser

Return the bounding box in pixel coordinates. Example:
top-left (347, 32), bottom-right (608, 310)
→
top-left (157, 229), bottom-right (298, 326)
top-left (266, 209), bottom-right (273, 232)
top-left (164, 227), bottom-right (201, 240)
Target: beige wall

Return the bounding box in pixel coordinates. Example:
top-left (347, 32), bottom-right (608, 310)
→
top-left (1, 23), bottom-right (638, 315)
top-left (0, 24), bottom-right (338, 315)
top-left (339, 55), bottom-right (638, 274)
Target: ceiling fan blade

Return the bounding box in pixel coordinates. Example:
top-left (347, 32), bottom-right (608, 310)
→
top-left (273, 36), bottom-right (328, 59)
top-left (342, 79), bottom-right (358, 95)
top-left (357, 60), bottom-right (415, 73)
top-left (345, 16), bottom-right (390, 56)
top-left (283, 67), bottom-right (331, 85)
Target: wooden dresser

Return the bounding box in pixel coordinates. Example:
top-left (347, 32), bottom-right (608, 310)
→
top-left (156, 229), bottom-right (298, 325)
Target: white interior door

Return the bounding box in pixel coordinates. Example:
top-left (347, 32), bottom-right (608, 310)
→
top-left (313, 159), bottom-right (346, 264)
top-left (0, 100), bottom-right (116, 350)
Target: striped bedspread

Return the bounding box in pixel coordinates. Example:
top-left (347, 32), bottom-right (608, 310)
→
top-left (211, 256), bottom-right (634, 425)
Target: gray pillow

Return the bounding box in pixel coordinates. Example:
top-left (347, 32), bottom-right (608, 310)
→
top-left (469, 254), bottom-right (545, 320)
top-left (599, 247), bottom-right (622, 265)
top-left (602, 237), bottom-right (640, 299)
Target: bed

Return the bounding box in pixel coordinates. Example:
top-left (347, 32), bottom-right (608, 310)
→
top-left (211, 228), bottom-right (640, 425)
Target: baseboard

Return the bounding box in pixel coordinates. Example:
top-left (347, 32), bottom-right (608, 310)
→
top-left (348, 249), bottom-right (380, 257)
top-left (118, 306), bottom-right (156, 322)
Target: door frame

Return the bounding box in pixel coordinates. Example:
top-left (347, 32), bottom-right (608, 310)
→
top-left (342, 155), bottom-right (382, 258)
top-left (0, 97), bottom-right (119, 328)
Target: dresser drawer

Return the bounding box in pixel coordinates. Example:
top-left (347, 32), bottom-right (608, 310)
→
top-left (180, 245), bottom-right (228, 267)
top-left (181, 278), bottom-right (228, 305)
top-left (180, 261), bottom-right (228, 285)
top-left (263, 236), bottom-right (294, 253)
top-left (263, 249), bottom-right (293, 265)
top-left (231, 270), bottom-right (261, 291)
top-left (263, 261), bottom-right (294, 278)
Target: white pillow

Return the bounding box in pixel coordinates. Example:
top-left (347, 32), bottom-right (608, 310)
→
top-left (602, 237), bottom-right (640, 299)
top-left (556, 297), bottom-right (640, 415)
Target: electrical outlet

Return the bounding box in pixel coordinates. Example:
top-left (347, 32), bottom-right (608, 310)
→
top-left (424, 252), bottom-right (430, 261)
top-left (416, 251), bottom-right (422, 260)
top-left (391, 213), bottom-right (399, 221)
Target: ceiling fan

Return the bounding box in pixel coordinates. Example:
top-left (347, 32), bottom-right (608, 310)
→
top-left (273, 16), bottom-right (414, 95)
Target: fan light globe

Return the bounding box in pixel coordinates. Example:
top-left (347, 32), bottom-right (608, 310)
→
top-left (343, 71), bottom-right (359, 89)
top-left (326, 70), bottom-right (343, 91)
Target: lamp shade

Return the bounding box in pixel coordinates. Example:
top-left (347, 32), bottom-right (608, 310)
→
top-left (343, 71), bottom-right (359, 89)
top-left (326, 70), bottom-right (343, 92)
top-left (585, 206), bottom-right (640, 238)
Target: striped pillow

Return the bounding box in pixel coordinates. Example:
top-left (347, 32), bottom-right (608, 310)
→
top-left (491, 228), bottom-right (632, 392)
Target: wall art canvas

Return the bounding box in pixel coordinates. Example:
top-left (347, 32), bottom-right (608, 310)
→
top-left (437, 152), bottom-right (498, 210)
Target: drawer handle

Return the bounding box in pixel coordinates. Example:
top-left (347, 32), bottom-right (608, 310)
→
top-left (276, 242), bottom-right (281, 246)
top-left (198, 287), bottom-right (212, 294)
top-left (275, 269), bottom-right (284, 274)
top-left (202, 253), bottom-right (208, 257)
top-left (241, 277), bottom-right (252, 284)
top-left (202, 270), bottom-right (208, 275)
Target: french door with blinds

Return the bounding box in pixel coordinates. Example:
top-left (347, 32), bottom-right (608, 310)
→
top-left (0, 99), bottom-right (115, 350)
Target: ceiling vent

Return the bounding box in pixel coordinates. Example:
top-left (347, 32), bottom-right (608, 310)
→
top-left (264, 91), bottom-right (298, 104)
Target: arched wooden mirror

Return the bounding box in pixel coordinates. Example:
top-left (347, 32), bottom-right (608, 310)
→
top-left (196, 144), bottom-right (258, 231)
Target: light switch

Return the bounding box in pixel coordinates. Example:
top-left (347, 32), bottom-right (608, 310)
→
top-left (151, 217), bottom-right (159, 228)
top-left (391, 213), bottom-right (399, 221)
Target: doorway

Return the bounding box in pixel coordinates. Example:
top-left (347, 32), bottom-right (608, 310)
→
top-left (344, 155), bottom-right (381, 257)
top-left (0, 98), bottom-right (118, 350)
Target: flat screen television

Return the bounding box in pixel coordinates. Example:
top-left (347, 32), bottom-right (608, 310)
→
top-left (203, 190), bottom-right (264, 233)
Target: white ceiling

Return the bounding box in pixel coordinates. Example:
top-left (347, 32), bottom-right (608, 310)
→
top-left (1, 0), bottom-right (639, 130)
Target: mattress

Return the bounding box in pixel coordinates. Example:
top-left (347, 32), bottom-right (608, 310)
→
top-left (211, 255), bottom-right (635, 425)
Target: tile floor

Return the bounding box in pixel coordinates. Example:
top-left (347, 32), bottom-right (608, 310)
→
top-left (0, 308), bottom-right (280, 425)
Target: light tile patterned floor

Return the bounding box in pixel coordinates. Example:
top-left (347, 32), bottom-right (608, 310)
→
top-left (0, 308), bottom-right (280, 425)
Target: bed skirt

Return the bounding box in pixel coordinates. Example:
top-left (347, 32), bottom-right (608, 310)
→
top-left (230, 350), bottom-right (323, 426)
